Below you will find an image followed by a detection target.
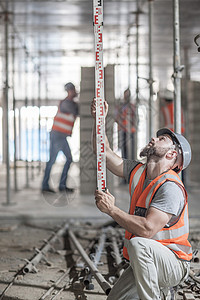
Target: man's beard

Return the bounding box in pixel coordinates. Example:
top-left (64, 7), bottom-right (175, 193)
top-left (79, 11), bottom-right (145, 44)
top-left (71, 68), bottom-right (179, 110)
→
top-left (140, 144), bottom-right (170, 159)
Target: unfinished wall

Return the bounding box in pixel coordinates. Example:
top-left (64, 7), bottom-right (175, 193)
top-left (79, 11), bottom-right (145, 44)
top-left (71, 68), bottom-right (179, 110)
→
top-left (79, 65), bottom-right (115, 194)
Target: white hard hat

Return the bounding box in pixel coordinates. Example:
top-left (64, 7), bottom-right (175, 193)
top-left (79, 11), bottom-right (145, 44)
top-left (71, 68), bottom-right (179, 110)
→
top-left (157, 128), bottom-right (192, 172)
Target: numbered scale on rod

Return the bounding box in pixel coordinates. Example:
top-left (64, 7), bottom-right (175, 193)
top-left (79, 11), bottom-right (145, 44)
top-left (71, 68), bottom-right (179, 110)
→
top-left (93, 0), bottom-right (106, 191)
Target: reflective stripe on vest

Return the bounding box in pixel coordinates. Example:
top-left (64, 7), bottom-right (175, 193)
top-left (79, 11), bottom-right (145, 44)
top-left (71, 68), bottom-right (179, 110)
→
top-left (123, 164), bottom-right (192, 261)
top-left (52, 109), bottom-right (75, 136)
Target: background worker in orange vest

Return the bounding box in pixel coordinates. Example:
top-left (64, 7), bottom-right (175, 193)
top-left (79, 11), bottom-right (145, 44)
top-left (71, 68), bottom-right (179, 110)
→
top-left (160, 92), bottom-right (185, 134)
top-left (91, 98), bottom-right (192, 300)
top-left (42, 82), bottom-right (78, 193)
top-left (115, 88), bottom-right (136, 160)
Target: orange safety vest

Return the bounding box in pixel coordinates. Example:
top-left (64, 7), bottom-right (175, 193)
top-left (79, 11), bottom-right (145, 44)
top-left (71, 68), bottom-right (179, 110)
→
top-left (52, 101), bottom-right (76, 136)
top-left (161, 102), bottom-right (185, 134)
top-left (123, 163), bottom-right (192, 262)
top-left (116, 103), bottom-right (136, 133)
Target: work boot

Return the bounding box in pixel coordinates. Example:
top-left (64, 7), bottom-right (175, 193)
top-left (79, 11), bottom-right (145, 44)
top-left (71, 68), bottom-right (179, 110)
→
top-left (42, 188), bottom-right (56, 193)
top-left (59, 187), bottom-right (74, 193)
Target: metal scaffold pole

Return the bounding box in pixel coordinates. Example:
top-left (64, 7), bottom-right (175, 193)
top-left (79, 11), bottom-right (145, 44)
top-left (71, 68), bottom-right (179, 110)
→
top-left (183, 47), bottom-right (190, 187)
top-left (45, 54), bottom-right (49, 162)
top-left (38, 64), bottom-right (41, 173)
top-left (3, 1), bottom-right (11, 205)
top-left (31, 70), bottom-right (36, 180)
top-left (148, 0), bottom-right (154, 139)
top-left (25, 51), bottom-right (29, 188)
top-left (173, 0), bottom-right (182, 134)
top-left (12, 31), bottom-right (18, 192)
top-left (183, 47), bottom-right (190, 139)
top-left (135, 0), bottom-right (139, 159)
top-left (127, 32), bottom-right (131, 89)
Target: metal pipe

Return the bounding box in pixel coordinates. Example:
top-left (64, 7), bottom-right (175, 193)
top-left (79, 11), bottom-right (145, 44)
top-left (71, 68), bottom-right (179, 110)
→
top-left (108, 227), bottom-right (123, 277)
top-left (68, 229), bottom-right (111, 295)
top-left (135, 0), bottom-right (139, 160)
top-left (25, 51), bottom-right (29, 188)
top-left (31, 94), bottom-right (35, 180)
top-left (127, 30), bottom-right (133, 160)
top-left (173, 0), bottom-right (182, 134)
top-left (45, 51), bottom-right (49, 163)
top-left (183, 47), bottom-right (190, 187)
top-left (12, 30), bottom-right (18, 192)
top-left (18, 107), bottom-right (22, 161)
top-left (148, 0), bottom-right (154, 139)
top-left (3, 1), bottom-right (10, 205)
top-left (84, 229), bottom-right (106, 287)
top-left (38, 65), bottom-right (41, 173)
top-left (23, 223), bottom-right (68, 274)
top-left (127, 33), bottom-right (131, 89)
top-left (40, 239), bottom-right (96, 300)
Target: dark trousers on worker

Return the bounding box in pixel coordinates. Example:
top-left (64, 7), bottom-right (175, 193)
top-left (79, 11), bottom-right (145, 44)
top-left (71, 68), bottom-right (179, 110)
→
top-left (42, 131), bottom-right (72, 191)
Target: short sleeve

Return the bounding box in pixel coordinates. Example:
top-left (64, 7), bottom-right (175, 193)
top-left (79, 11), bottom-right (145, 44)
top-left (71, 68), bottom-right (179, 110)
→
top-left (150, 181), bottom-right (185, 216)
top-left (123, 159), bottom-right (140, 183)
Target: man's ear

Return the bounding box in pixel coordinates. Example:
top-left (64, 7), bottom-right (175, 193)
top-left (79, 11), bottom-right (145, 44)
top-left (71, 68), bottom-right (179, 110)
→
top-left (166, 149), bottom-right (178, 160)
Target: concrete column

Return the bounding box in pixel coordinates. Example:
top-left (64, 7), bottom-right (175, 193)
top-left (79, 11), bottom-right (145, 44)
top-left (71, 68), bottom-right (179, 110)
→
top-left (80, 67), bottom-right (96, 195)
top-left (79, 65), bottom-right (115, 195)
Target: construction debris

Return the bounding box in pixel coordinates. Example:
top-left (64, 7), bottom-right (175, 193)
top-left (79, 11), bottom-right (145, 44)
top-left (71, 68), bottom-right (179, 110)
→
top-left (0, 221), bottom-right (199, 299)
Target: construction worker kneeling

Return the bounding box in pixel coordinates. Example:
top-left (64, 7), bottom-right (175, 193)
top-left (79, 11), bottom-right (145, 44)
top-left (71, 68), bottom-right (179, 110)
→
top-left (91, 98), bottom-right (192, 300)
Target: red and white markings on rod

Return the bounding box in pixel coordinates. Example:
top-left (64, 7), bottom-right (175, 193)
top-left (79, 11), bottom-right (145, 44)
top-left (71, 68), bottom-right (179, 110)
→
top-left (93, 0), bottom-right (106, 191)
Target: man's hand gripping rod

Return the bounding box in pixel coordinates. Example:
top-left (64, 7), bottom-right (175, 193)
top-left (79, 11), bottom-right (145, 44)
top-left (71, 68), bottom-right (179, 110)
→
top-left (93, 0), bottom-right (106, 191)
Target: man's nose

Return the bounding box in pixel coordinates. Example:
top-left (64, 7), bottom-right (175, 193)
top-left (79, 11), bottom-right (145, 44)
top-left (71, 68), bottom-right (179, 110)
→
top-left (150, 137), bottom-right (159, 144)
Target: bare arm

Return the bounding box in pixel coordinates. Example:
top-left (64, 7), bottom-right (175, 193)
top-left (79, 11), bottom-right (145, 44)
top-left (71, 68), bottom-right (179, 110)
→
top-left (91, 98), bottom-right (124, 178)
top-left (95, 190), bottom-right (172, 238)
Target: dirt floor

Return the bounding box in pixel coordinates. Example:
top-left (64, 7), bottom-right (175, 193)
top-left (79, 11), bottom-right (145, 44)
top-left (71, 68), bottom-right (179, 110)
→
top-left (0, 219), bottom-right (120, 300)
top-left (0, 219), bottom-right (200, 300)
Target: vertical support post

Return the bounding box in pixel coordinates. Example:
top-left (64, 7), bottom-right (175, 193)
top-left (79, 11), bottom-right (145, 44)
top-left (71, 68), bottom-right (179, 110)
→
top-left (173, 0), bottom-right (181, 134)
top-left (11, 0), bottom-right (18, 192)
top-left (38, 64), bottom-right (41, 173)
top-left (3, 1), bottom-right (11, 205)
top-left (127, 32), bottom-right (131, 89)
top-left (18, 107), bottom-right (22, 161)
top-left (25, 50), bottom-right (29, 188)
top-left (12, 32), bottom-right (18, 191)
top-left (45, 54), bottom-right (49, 162)
top-left (148, 0), bottom-right (154, 139)
top-left (183, 47), bottom-right (190, 137)
top-left (31, 94), bottom-right (35, 180)
top-left (127, 30), bottom-right (132, 160)
top-left (31, 68), bottom-right (35, 180)
top-left (135, 0), bottom-right (139, 159)
top-left (183, 47), bottom-right (190, 186)
top-left (18, 55), bottom-right (22, 161)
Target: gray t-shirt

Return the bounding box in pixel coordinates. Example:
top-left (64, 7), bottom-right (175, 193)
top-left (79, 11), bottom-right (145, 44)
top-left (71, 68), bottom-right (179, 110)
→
top-left (123, 159), bottom-right (185, 227)
top-left (60, 98), bottom-right (79, 116)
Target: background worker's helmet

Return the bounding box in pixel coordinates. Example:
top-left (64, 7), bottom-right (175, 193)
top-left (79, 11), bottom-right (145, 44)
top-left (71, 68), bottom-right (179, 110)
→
top-left (157, 128), bottom-right (192, 172)
top-left (64, 82), bottom-right (75, 91)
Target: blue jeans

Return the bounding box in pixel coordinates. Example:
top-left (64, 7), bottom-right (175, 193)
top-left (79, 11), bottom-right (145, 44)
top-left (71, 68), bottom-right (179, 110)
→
top-left (42, 131), bottom-right (72, 190)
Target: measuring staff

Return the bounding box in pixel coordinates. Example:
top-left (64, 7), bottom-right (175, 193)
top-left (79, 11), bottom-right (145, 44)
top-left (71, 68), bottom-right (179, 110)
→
top-left (93, 0), bottom-right (106, 191)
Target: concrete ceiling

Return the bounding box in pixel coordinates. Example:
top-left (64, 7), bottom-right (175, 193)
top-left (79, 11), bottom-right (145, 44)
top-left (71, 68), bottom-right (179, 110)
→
top-left (0, 0), bottom-right (200, 101)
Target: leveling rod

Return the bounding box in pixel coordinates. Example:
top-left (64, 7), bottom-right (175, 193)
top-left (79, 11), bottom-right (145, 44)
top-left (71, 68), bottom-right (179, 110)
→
top-left (93, 0), bottom-right (106, 191)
